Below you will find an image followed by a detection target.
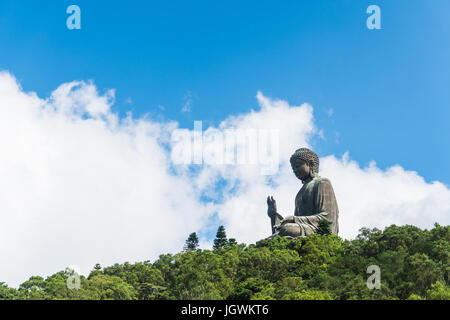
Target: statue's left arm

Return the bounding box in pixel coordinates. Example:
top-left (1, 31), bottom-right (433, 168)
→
top-left (293, 179), bottom-right (339, 235)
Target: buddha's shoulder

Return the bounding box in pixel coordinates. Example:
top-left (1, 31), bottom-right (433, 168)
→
top-left (313, 176), bottom-right (334, 186)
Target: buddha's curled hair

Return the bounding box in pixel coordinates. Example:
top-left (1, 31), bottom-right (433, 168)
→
top-left (290, 148), bottom-right (320, 173)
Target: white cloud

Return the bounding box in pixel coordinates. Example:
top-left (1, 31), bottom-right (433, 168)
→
top-left (0, 71), bottom-right (449, 288)
top-left (320, 154), bottom-right (450, 238)
top-left (0, 72), bottom-right (213, 287)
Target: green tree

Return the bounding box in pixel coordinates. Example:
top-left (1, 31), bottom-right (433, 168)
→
top-left (228, 277), bottom-right (271, 300)
top-left (317, 219), bottom-right (332, 236)
top-left (172, 250), bottom-right (233, 299)
top-left (19, 276), bottom-right (46, 291)
top-left (425, 281), bottom-right (450, 300)
top-left (99, 261), bottom-right (168, 300)
top-left (18, 276), bottom-right (48, 299)
top-left (184, 232), bottom-right (199, 251)
top-left (399, 253), bottom-right (443, 298)
top-left (0, 282), bottom-right (20, 300)
top-left (213, 225), bottom-right (228, 250)
top-left (83, 274), bottom-right (137, 300)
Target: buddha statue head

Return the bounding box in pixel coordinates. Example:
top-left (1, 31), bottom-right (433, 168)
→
top-left (290, 148), bottom-right (319, 183)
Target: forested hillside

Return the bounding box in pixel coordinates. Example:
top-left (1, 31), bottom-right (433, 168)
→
top-left (1, 224), bottom-right (449, 300)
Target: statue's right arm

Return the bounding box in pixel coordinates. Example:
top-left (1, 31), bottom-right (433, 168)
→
top-left (267, 196), bottom-right (283, 234)
top-left (267, 196), bottom-right (282, 218)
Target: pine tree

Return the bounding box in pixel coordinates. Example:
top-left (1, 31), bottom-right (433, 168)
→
top-left (228, 238), bottom-right (237, 246)
top-left (317, 219), bottom-right (332, 236)
top-left (213, 225), bottom-right (228, 249)
top-left (183, 232), bottom-right (199, 251)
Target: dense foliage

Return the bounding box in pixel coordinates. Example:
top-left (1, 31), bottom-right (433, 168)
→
top-left (1, 224), bottom-right (449, 300)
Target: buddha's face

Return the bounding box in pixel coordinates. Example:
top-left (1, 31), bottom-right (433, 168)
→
top-left (291, 159), bottom-right (310, 180)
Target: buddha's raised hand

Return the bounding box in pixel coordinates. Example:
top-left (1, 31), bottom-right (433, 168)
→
top-left (267, 196), bottom-right (277, 218)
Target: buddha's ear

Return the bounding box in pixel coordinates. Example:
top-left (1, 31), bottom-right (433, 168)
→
top-left (309, 159), bottom-right (315, 173)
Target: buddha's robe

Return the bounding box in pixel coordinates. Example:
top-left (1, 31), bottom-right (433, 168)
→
top-left (273, 176), bottom-right (339, 237)
top-left (293, 176), bottom-right (339, 235)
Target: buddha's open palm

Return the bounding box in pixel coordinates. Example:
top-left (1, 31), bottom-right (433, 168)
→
top-left (267, 196), bottom-right (277, 218)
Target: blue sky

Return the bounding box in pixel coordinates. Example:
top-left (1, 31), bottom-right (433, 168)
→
top-left (1, 0), bottom-right (449, 184)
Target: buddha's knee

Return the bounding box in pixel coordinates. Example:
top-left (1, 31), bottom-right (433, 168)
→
top-left (278, 223), bottom-right (302, 238)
